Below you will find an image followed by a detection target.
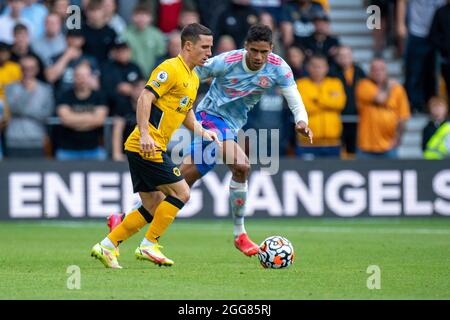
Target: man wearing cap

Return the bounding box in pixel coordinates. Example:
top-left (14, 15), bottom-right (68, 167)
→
top-left (81, 0), bottom-right (117, 62)
top-left (295, 11), bottom-right (340, 66)
top-left (280, 0), bottom-right (326, 47)
top-left (101, 38), bottom-right (143, 114)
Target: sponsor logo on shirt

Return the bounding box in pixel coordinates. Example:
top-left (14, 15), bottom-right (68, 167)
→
top-left (176, 96), bottom-right (192, 113)
top-left (180, 96), bottom-right (189, 107)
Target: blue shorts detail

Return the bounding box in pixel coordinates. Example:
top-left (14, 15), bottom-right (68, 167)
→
top-left (187, 112), bottom-right (237, 176)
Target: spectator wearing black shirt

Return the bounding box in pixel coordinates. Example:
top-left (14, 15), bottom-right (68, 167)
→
top-left (215, 0), bottom-right (259, 49)
top-left (45, 29), bottom-right (100, 99)
top-left (193, 0), bottom-right (228, 36)
top-left (296, 11), bottom-right (340, 67)
top-left (429, 0), bottom-right (450, 102)
top-left (280, 0), bottom-right (325, 48)
top-left (422, 96), bottom-right (448, 151)
top-left (10, 23), bottom-right (45, 81)
top-left (101, 39), bottom-right (143, 115)
top-left (55, 61), bottom-right (108, 160)
top-left (332, 46), bottom-right (366, 158)
top-left (81, 0), bottom-right (117, 63)
top-left (397, 0), bottom-right (444, 113)
top-left (251, 0), bottom-right (284, 24)
top-left (111, 78), bottom-right (144, 161)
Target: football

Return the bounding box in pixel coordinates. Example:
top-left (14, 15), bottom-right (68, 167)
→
top-left (258, 236), bottom-right (295, 269)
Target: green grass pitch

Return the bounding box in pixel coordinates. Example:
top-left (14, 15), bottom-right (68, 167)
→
top-left (0, 218), bottom-right (449, 300)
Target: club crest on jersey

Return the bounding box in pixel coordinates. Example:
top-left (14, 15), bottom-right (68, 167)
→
top-left (173, 167), bottom-right (181, 177)
top-left (156, 71), bottom-right (168, 82)
top-left (258, 76), bottom-right (270, 88)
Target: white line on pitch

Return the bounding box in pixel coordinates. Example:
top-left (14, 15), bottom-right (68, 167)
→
top-left (11, 221), bottom-right (450, 235)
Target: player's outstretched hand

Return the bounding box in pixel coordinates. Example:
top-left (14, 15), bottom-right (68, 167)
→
top-left (203, 129), bottom-right (222, 148)
top-left (140, 133), bottom-right (160, 158)
top-left (295, 121), bottom-right (313, 144)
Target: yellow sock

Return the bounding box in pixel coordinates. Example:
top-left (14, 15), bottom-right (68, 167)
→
top-left (145, 196), bottom-right (185, 243)
top-left (108, 206), bottom-right (153, 247)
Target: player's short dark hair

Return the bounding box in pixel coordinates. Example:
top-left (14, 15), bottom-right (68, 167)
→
top-left (180, 23), bottom-right (212, 47)
top-left (245, 24), bottom-right (272, 44)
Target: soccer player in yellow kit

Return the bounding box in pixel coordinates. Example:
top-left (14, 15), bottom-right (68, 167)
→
top-left (91, 23), bottom-right (219, 269)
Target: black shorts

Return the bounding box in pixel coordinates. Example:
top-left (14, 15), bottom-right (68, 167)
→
top-left (126, 151), bottom-right (184, 193)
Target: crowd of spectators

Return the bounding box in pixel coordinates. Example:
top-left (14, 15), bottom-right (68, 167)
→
top-left (0, 0), bottom-right (448, 161)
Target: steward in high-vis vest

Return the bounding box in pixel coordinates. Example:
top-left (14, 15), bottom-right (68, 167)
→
top-left (424, 121), bottom-right (450, 159)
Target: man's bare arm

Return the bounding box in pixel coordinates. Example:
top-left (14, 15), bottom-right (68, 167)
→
top-left (136, 89), bottom-right (159, 157)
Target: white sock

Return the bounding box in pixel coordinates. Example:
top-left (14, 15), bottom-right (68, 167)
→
top-left (100, 237), bottom-right (115, 249)
top-left (140, 237), bottom-right (157, 247)
top-left (230, 179), bottom-right (248, 238)
top-left (234, 224), bottom-right (246, 237)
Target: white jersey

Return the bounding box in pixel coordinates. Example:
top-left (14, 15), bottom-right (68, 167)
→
top-left (194, 49), bottom-right (296, 130)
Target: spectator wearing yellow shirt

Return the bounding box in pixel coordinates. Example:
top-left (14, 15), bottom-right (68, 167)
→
top-left (296, 54), bottom-right (346, 158)
top-left (355, 58), bottom-right (411, 158)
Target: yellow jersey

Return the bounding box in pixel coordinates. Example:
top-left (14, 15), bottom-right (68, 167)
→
top-left (125, 55), bottom-right (199, 162)
top-left (296, 77), bottom-right (346, 146)
top-left (356, 79), bottom-right (410, 153)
